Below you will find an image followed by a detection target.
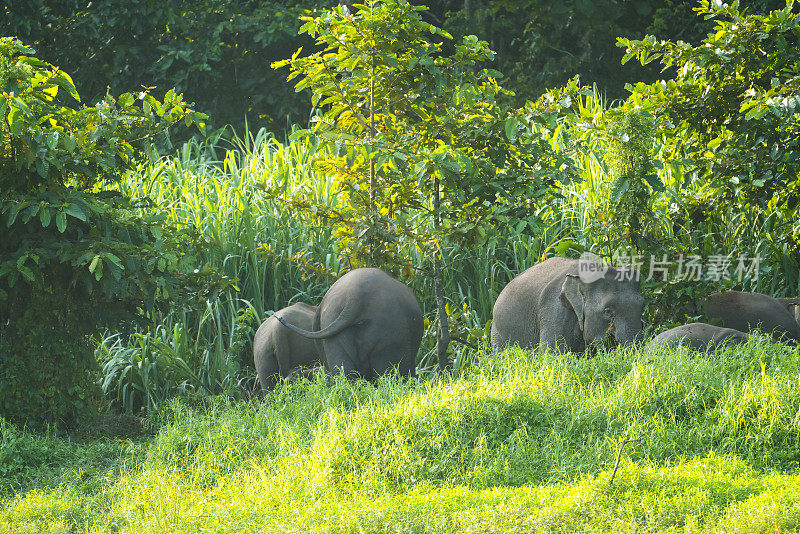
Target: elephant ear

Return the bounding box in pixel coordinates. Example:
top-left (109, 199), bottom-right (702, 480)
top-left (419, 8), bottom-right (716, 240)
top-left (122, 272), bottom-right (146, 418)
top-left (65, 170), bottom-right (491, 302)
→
top-left (562, 274), bottom-right (585, 328)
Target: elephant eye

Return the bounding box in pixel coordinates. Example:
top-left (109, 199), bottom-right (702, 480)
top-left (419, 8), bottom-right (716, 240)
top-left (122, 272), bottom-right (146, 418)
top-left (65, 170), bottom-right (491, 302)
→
top-left (603, 307), bottom-right (614, 318)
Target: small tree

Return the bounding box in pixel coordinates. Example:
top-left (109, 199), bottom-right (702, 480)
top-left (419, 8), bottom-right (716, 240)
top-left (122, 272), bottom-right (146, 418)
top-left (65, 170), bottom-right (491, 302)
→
top-left (609, 0), bottom-right (800, 316)
top-left (275, 0), bottom-right (578, 369)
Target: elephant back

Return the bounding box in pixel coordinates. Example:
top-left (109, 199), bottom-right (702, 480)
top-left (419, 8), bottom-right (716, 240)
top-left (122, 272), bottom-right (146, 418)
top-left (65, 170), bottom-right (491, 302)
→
top-left (704, 290), bottom-right (800, 342)
top-left (491, 257), bottom-right (577, 350)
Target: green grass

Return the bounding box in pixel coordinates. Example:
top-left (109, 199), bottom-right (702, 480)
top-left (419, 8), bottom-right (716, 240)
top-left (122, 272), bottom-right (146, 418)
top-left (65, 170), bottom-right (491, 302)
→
top-left (96, 115), bottom-right (800, 415)
top-left (3, 342), bottom-right (800, 532)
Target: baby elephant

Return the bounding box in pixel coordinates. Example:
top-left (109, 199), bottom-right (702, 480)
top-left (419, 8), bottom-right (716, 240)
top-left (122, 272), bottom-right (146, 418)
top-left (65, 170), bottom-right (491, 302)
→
top-left (648, 322), bottom-right (748, 352)
top-left (253, 302), bottom-right (322, 391)
top-left (704, 290), bottom-right (800, 343)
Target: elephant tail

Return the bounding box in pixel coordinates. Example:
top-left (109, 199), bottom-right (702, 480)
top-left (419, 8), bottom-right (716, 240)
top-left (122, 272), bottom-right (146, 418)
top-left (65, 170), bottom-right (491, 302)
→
top-left (274, 300), bottom-right (355, 340)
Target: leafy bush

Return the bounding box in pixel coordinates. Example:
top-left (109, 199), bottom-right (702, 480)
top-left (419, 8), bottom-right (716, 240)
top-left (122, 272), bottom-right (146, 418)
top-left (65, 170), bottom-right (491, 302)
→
top-left (619, 0), bottom-right (800, 260)
top-left (4, 0), bottom-right (786, 135)
top-left (97, 306), bottom-right (257, 414)
top-left (0, 38), bottom-right (218, 426)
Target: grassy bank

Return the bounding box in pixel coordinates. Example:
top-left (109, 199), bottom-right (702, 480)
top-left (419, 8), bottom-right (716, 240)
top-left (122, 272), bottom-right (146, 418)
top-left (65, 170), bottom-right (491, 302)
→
top-left (3, 341), bottom-right (800, 532)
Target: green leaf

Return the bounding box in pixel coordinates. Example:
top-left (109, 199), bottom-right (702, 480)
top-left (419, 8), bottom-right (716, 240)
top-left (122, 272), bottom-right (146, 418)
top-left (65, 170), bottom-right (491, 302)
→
top-left (56, 211), bottom-right (67, 233)
top-left (65, 203), bottom-right (88, 222)
top-left (105, 253), bottom-right (125, 271)
top-left (62, 135), bottom-right (77, 153)
top-left (53, 71), bottom-right (80, 101)
top-left (118, 93), bottom-right (134, 107)
top-left (39, 206), bottom-right (52, 228)
top-left (46, 131), bottom-right (59, 149)
top-left (88, 255), bottom-right (101, 274)
top-left (8, 106), bottom-right (25, 136)
top-left (555, 239), bottom-right (575, 256)
top-left (643, 173), bottom-right (665, 192)
top-left (610, 177), bottom-right (630, 202)
top-left (17, 265), bottom-right (36, 283)
top-left (504, 117), bottom-right (519, 141)
top-left (6, 202), bottom-right (23, 226)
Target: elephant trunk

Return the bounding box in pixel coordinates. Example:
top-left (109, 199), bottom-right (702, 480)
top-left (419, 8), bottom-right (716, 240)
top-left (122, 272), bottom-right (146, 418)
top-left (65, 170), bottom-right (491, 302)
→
top-left (612, 321), bottom-right (641, 347)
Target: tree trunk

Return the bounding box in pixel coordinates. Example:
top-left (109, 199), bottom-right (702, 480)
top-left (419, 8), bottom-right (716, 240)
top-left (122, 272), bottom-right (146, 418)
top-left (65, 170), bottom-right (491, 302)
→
top-left (369, 50), bottom-right (376, 214)
top-left (368, 35), bottom-right (377, 264)
top-left (433, 172), bottom-right (450, 371)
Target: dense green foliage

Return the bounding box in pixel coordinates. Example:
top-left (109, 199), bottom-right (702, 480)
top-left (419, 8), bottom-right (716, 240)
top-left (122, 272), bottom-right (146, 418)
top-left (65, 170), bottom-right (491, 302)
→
top-left (0, 0), bottom-right (333, 133)
top-left (620, 0), bottom-right (800, 211)
top-left (437, 0), bottom-right (787, 101)
top-left (3, 1), bottom-right (786, 135)
top-left (0, 39), bottom-right (217, 425)
top-left (1, 1), bottom-right (800, 529)
top-left (2, 344), bottom-right (800, 531)
top-left (278, 1), bottom-right (581, 260)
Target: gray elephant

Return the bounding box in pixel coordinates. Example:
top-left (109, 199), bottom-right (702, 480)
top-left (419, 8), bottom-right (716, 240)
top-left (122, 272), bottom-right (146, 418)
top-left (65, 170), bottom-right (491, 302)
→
top-left (775, 297), bottom-right (800, 326)
top-left (276, 268), bottom-right (422, 381)
top-left (704, 290), bottom-right (800, 343)
top-left (790, 304), bottom-right (800, 325)
top-left (648, 322), bottom-right (748, 352)
top-left (491, 257), bottom-right (645, 353)
top-left (253, 302), bottom-right (321, 391)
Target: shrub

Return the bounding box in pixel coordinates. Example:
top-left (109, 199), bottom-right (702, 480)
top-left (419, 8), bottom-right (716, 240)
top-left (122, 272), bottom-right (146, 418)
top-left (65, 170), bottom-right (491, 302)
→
top-left (0, 38), bottom-right (218, 426)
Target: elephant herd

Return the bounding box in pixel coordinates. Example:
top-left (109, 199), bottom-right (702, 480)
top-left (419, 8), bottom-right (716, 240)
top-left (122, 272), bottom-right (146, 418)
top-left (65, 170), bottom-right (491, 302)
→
top-left (253, 258), bottom-right (800, 391)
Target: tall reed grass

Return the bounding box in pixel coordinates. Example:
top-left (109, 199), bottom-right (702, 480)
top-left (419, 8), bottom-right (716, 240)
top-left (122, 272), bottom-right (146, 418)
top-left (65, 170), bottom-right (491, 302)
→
top-left (98, 101), bottom-right (800, 411)
top-left (99, 126), bottom-right (577, 409)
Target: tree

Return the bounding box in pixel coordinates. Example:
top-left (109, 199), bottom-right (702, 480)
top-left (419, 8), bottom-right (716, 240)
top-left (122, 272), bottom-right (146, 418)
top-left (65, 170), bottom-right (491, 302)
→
top-left (562, 0), bottom-right (800, 324)
top-left (275, 0), bottom-right (579, 369)
top-left (0, 0), bottom-right (335, 134)
top-left (619, 1), bottom-right (800, 217)
top-left (0, 38), bottom-right (222, 425)
top-left (393, 0), bottom-right (788, 102)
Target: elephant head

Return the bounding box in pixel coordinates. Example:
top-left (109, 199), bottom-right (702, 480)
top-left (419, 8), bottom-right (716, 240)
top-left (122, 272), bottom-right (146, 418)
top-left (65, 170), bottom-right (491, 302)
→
top-left (562, 268), bottom-right (644, 349)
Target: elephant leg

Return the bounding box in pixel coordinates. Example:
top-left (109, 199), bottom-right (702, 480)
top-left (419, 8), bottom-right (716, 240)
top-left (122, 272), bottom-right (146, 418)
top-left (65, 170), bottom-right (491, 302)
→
top-left (256, 350), bottom-right (279, 391)
top-left (323, 335), bottom-right (362, 381)
top-left (538, 325), bottom-right (577, 354)
top-left (368, 341), bottom-right (415, 379)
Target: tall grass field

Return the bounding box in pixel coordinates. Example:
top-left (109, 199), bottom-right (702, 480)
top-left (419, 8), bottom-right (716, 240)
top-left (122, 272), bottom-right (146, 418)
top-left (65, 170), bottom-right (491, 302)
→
top-left (96, 118), bottom-right (800, 412)
top-left (3, 342), bottom-right (800, 532)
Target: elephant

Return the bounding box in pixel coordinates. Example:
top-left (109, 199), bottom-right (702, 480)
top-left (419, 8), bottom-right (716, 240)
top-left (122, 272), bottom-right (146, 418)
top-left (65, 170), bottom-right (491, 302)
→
top-left (703, 290), bottom-right (800, 343)
top-left (791, 304), bottom-right (800, 325)
top-left (491, 257), bottom-right (645, 353)
top-left (253, 302), bottom-right (321, 391)
top-left (775, 297), bottom-right (800, 326)
top-left (276, 268), bottom-right (422, 381)
top-left (648, 322), bottom-right (748, 352)
top-left (776, 296), bottom-right (800, 309)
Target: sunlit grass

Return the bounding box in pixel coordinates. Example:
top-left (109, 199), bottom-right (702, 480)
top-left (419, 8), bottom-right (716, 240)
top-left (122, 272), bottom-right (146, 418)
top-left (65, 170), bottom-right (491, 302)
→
top-left (3, 342), bottom-right (800, 532)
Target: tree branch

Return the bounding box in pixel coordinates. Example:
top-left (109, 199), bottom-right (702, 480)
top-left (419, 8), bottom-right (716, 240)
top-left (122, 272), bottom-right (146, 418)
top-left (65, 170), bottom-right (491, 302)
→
top-left (609, 436), bottom-right (643, 485)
